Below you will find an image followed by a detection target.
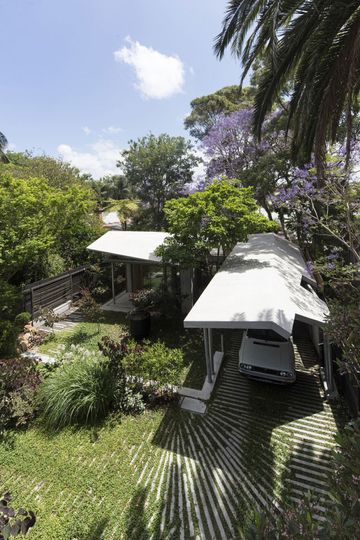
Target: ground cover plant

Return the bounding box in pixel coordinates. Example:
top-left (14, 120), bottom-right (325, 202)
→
top-left (0, 410), bottom-right (169, 539)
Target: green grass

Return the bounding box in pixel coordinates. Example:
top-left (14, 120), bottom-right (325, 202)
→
top-left (39, 313), bottom-right (125, 355)
top-left (39, 311), bottom-right (206, 389)
top-left (0, 410), bottom-right (169, 539)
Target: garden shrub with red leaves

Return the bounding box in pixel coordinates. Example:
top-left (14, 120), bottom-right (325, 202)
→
top-left (0, 357), bottom-right (42, 433)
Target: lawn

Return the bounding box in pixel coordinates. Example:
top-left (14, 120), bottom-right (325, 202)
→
top-left (39, 311), bottom-right (206, 389)
top-left (0, 409), bottom-right (176, 540)
top-left (0, 332), bottom-right (343, 539)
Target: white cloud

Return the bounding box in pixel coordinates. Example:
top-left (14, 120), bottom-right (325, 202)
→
top-left (102, 126), bottom-right (123, 134)
top-left (114, 37), bottom-right (185, 99)
top-left (82, 126), bottom-right (91, 135)
top-left (57, 139), bottom-right (121, 179)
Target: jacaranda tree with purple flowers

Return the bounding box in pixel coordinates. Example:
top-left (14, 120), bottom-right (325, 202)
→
top-left (201, 108), bottom-right (292, 220)
top-left (272, 158), bottom-right (360, 263)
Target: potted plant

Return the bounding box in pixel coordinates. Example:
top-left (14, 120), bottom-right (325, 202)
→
top-left (128, 289), bottom-right (160, 340)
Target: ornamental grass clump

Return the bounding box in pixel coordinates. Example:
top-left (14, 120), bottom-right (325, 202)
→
top-left (39, 348), bottom-right (115, 429)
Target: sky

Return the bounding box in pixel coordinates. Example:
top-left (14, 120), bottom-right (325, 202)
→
top-left (0, 0), bottom-right (243, 179)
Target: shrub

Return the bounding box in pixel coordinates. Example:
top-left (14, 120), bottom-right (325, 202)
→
top-left (0, 358), bottom-right (42, 433)
top-left (39, 348), bottom-right (116, 429)
top-left (14, 312), bottom-right (31, 330)
top-left (123, 340), bottom-right (184, 386)
top-left (129, 288), bottom-right (161, 312)
top-left (0, 280), bottom-right (21, 357)
top-left (118, 387), bottom-right (145, 415)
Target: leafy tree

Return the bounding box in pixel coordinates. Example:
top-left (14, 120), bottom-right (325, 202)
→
top-left (157, 178), bottom-right (277, 272)
top-left (215, 0), bottom-right (360, 167)
top-left (184, 85), bottom-right (254, 140)
top-left (92, 174), bottom-right (130, 204)
top-left (0, 151), bottom-right (89, 188)
top-left (119, 134), bottom-right (200, 230)
top-left (0, 172), bottom-right (101, 285)
top-left (0, 132), bottom-right (9, 163)
top-left (201, 107), bottom-right (292, 221)
top-left (272, 157), bottom-right (360, 262)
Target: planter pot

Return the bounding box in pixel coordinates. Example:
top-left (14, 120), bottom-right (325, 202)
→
top-left (129, 310), bottom-right (151, 340)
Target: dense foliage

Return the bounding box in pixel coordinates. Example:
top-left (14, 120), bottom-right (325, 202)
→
top-left (39, 347), bottom-right (116, 429)
top-left (157, 178), bottom-right (277, 271)
top-left (0, 357), bottom-right (42, 435)
top-left (215, 0), bottom-right (360, 166)
top-left (0, 172), bottom-right (100, 285)
top-left (184, 85), bottom-right (254, 140)
top-left (119, 133), bottom-right (200, 229)
top-left (123, 340), bottom-right (184, 387)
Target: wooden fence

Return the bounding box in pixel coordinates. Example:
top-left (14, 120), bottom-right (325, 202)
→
top-left (22, 266), bottom-right (87, 319)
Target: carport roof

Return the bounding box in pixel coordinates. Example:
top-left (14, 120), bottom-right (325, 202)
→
top-left (87, 230), bottom-right (170, 263)
top-left (184, 233), bottom-right (329, 339)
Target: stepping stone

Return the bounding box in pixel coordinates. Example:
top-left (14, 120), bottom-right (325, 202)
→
top-left (180, 397), bottom-right (207, 415)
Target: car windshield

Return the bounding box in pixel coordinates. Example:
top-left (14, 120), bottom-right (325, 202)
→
top-left (247, 329), bottom-right (288, 343)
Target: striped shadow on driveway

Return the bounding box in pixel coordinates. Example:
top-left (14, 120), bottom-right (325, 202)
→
top-left (140, 331), bottom-right (344, 539)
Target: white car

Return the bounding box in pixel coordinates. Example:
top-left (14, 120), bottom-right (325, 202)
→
top-left (239, 329), bottom-right (296, 384)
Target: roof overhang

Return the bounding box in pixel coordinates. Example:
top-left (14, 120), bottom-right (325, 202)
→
top-left (87, 230), bottom-right (170, 263)
top-left (184, 233), bottom-right (328, 337)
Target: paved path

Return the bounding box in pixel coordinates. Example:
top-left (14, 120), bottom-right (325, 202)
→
top-left (34, 308), bottom-right (84, 335)
top-left (130, 333), bottom-right (342, 539)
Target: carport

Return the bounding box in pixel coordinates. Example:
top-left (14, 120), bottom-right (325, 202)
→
top-left (184, 233), bottom-right (333, 391)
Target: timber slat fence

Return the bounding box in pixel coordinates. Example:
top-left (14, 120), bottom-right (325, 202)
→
top-left (22, 266), bottom-right (87, 319)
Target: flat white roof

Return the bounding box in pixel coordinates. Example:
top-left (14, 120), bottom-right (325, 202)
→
top-left (87, 230), bottom-right (170, 263)
top-left (184, 233), bottom-right (328, 338)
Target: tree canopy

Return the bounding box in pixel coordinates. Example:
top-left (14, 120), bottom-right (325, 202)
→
top-left (0, 151), bottom-right (90, 188)
top-left (0, 172), bottom-right (101, 286)
top-left (215, 0), bottom-right (360, 167)
top-left (184, 85), bottom-right (254, 140)
top-left (119, 133), bottom-right (200, 230)
top-left (157, 178), bottom-right (277, 271)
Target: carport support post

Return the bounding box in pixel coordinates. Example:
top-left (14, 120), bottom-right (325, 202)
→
top-left (203, 328), bottom-right (213, 383)
top-left (324, 334), bottom-right (334, 394)
top-left (208, 328), bottom-right (215, 375)
top-left (111, 261), bottom-right (115, 304)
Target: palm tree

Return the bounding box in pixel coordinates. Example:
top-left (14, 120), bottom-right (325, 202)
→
top-left (0, 131), bottom-right (9, 163)
top-left (215, 1), bottom-right (360, 169)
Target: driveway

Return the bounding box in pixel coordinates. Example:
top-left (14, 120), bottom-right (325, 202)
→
top-left (138, 332), bottom-right (342, 540)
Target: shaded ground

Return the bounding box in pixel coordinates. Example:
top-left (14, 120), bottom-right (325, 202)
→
top-left (1, 333), bottom-right (344, 539)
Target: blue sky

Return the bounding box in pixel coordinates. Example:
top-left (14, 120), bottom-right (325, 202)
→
top-left (0, 0), bottom-right (242, 178)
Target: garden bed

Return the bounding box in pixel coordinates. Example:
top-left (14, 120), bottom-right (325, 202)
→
top-left (39, 311), bottom-right (206, 389)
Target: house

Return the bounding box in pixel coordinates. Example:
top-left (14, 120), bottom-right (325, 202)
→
top-left (87, 230), bottom-right (194, 313)
top-left (87, 231), bottom-right (333, 392)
